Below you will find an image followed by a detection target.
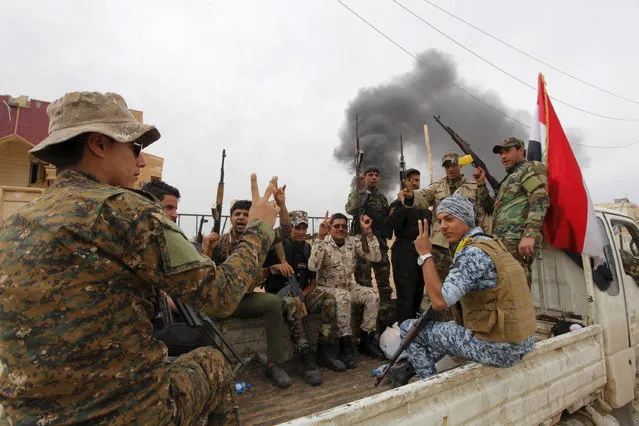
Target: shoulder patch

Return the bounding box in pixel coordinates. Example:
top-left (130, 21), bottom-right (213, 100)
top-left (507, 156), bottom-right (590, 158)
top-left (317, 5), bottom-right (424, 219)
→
top-left (151, 212), bottom-right (212, 274)
top-left (521, 175), bottom-right (544, 193)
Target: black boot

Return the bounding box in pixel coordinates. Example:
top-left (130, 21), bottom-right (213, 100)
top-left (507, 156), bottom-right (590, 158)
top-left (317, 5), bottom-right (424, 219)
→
top-left (388, 363), bottom-right (415, 388)
top-left (299, 347), bottom-right (322, 386)
top-left (317, 338), bottom-right (346, 372)
top-left (265, 364), bottom-right (292, 388)
top-left (339, 336), bottom-right (357, 369)
top-left (358, 330), bottom-right (387, 360)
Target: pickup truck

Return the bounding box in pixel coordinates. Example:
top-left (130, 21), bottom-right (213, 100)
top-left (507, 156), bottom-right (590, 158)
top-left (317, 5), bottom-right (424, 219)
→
top-left (231, 207), bottom-right (639, 425)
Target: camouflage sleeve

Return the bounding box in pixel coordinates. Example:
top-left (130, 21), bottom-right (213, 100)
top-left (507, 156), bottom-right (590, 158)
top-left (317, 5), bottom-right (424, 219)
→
top-left (345, 188), bottom-right (359, 215)
top-left (355, 234), bottom-right (381, 262)
top-left (476, 184), bottom-right (494, 215)
top-left (521, 165), bottom-right (550, 244)
top-left (276, 223), bottom-right (292, 244)
top-left (308, 239), bottom-right (328, 272)
top-left (406, 184), bottom-right (436, 209)
top-left (121, 210), bottom-right (274, 318)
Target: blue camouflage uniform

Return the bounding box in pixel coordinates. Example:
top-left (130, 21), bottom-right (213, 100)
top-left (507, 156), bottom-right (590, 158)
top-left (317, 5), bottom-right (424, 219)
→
top-left (399, 227), bottom-right (535, 378)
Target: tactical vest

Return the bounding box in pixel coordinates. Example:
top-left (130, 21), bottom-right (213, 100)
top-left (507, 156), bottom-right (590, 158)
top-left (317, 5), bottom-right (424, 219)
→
top-left (451, 238), bottom-right (536, 343)
top-left (430, 178), bottom-right (479, 248)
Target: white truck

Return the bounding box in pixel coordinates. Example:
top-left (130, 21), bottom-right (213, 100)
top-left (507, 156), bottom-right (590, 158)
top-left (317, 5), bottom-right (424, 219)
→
top-left (235, 207), bottom-right (639, 425)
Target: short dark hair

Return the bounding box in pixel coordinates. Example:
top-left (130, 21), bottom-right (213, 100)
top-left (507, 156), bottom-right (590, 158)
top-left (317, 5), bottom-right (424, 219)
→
top-left (142, 180), bottom-right (181, 201)
top-left (48, 133), bottom-right (90, 170)
top-left (231, 200), bottom-right (252, 214)
top-left (330, 213), bottom-right (348, 224)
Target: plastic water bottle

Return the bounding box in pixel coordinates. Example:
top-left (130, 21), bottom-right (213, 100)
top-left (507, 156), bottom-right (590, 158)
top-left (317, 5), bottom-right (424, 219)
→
top-left (372, 363), bottom-right (390, 378)
top-left (235, 381), bottom-right (252, 395)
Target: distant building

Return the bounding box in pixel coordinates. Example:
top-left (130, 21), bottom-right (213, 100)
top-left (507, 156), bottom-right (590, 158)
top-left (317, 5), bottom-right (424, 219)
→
top-left (0, 94), bottom-right (163, 189)
top-left (596, 198), bottom-right (639, 222)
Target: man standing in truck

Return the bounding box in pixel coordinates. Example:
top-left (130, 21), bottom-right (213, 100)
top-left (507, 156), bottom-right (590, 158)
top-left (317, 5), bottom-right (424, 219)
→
top-left (388, 194), bottom-right (536, 387)
top-left (0, 91), bottom-right (280, 424)
top-left (491, 137), bottom-right (550, 285)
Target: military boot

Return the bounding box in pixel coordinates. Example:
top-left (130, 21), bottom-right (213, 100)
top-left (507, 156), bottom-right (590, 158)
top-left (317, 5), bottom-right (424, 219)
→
top-left (388, 363), bottom-right (415, 388)
top-left (339, 336), bottom-right (357, 369)
top-left (358, 330), bottom-right (386, 360)
top-left (299, 346), bottom-right (322, 386)
top-left (316, 338), bottom-right (346, 372)
top-left (265, 364), bottom-right (292, 389)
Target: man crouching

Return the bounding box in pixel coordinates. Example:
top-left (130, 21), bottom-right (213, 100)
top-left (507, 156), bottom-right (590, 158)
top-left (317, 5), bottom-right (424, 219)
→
top-left (389, 194), bottom-right (536, 387)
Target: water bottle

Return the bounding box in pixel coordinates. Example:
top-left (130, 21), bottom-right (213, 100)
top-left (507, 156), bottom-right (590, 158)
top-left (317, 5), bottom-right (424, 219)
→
top-left (235, 381), bottom-right (252, 395)
top-left (372, 363), bottom-right (390, 378)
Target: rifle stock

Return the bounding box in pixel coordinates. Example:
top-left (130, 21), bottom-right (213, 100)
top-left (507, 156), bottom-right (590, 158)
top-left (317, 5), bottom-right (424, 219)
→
top-left (212, 149), bottom-right (226, 234)
top-left (276, 275), bottom-right (311, 339)
top-left (432, 115), bottom-right (500, 192)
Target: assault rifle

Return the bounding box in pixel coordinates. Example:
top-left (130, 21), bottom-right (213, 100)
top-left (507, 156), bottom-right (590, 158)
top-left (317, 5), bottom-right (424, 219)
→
top-left (211, 149), bottom-right (226, 234)
top-left (375, 307), bottom-right (436, 386)
top-left (354, 114), bottom-right (370, 253)
top-left (399, 133), bottom-right (407, 190)
top-left (276, 275), bottom-right (312, 341)
top-left (195, 217), bottom-right (208, 246)
top-left (432, 115), bottom-right (500, 192)
top-left (174, 299), bottom-right (247, 375)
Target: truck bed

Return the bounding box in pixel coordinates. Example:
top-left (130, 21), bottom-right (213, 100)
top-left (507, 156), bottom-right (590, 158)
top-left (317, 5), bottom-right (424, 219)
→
top-left (237, 356), bottom-right (392, 425)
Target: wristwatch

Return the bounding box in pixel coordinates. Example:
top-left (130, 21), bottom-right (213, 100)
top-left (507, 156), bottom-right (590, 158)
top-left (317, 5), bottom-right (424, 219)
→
top-left (417, 253), bottom-right (433, 266)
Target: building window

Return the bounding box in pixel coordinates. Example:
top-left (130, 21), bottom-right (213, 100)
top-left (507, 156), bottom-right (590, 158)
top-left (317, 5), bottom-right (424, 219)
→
top-left (29, 163), bottom-right (40, 185)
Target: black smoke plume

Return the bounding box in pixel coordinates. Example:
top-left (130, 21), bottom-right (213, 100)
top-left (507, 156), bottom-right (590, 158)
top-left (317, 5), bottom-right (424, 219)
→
top-left (334, 49), bottom-right (588, 195)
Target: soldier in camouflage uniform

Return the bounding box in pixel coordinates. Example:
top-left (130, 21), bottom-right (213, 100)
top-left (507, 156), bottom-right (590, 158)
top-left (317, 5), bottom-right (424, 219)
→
top-left (0, 91), bottom-right (280, 425)
top-left (345, 166), bottom-right (393, 325)
top-left (491, 137), bottom-right (550, 285)
top-left (388, 194), bottom-right (536, 387)
top-left (208, 200), bottom-right (323, 387)
top-left (621, 249), bottom-right (639, 284)
top-left (402, 152), bottom-right (493, 283)
top-left (263, 210), bottom-right (347, 372)
top-left (309, 212), bottom-right (387, 368)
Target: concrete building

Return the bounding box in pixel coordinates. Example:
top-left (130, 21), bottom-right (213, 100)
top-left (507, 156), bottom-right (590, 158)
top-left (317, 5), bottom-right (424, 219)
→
top-left (596, 198), bottom-right (639, 222)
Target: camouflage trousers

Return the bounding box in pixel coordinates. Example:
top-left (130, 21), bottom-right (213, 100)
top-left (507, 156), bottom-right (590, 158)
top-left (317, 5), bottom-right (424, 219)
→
top-left (501, 239), bottom-right (535, 286)
top-left (399, 320), bottom-right (535, 379)
top-left (319, 284), bottom-right (379, 337)
top-left (169, 346), bottom-right (238, 425)
top-left (304, 287), bottom-right (338, 339)
top-left (355, 244), bottom-right (391, 325)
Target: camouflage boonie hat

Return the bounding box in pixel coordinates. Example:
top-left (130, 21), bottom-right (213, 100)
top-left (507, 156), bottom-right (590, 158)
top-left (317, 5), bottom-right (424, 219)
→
top-left (492, 136), bottom-right (524, 154)
top-left (441, 152), bottom-right (459, 167)
top-left (30, 91), bottom-right (161, 163)
top-left (290, 210), bottom-right (309, 227)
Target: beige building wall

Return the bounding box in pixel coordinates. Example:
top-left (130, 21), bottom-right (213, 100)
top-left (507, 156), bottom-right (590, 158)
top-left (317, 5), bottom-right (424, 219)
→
top-left (0, 138), bottom-right (31, 187)
top-left (596, 198), bottom-right (639, 222)
top-left (137, 153), bottom-right (164, 188)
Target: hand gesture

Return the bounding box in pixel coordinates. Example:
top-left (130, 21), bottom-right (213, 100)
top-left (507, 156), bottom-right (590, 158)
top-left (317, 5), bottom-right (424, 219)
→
top-left (202, 231), bottom-right (220, 257)
top-left (519, 237), bottom-right (535, 259)
top-left (414, 219), bottom-right (432, 256)
top-left (248, 174), bottom-right (280, 227)
top-left (274, 184), bottom-right (287, 207)
top-left (359, 214), bottom-right (373, 235)
top-left (397, 189), bottom-right (405, 203)
top-left (318, 211), bottom-right (331, 239)
top-left (401, 185), bottom-right (414, 201)
top-left (473, 167), bottom-right (486, 184)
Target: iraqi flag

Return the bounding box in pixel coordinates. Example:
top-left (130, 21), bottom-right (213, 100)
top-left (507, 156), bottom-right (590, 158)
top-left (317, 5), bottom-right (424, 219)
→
top-left (528, 73), bottom-right (605, 264)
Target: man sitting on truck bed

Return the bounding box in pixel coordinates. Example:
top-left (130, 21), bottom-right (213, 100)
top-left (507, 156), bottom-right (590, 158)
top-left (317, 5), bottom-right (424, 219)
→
top-left (388, 194), bottom-right (536, 387)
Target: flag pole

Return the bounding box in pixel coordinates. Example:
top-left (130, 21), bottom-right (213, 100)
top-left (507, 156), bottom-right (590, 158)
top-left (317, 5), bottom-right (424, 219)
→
top-left (423, 124), bottom-right (433, 184)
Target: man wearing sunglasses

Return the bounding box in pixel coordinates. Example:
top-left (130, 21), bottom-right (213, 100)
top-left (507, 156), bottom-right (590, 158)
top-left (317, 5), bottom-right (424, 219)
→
top-left (0, 91), bottom-right (280, 425)
top-left (309, 212), bottom-right (386, 368)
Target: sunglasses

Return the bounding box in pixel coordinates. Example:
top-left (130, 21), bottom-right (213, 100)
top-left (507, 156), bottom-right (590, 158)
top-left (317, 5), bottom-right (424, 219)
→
top-left (131, 142), bottom-right (143, 158)
top-left (332, 224), bottom-right (348, 230)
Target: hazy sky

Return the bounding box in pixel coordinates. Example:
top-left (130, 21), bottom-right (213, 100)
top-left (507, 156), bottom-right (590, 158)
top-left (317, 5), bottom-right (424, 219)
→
top-left (3, 0), bottom-right (638, 234)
